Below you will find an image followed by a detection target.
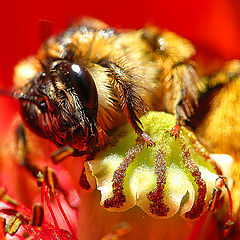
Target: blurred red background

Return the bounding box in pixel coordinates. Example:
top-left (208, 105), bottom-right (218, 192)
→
top-left (0, 1), bottom-right (239, 239)
top-left (0, 0), bottom-right (239, 135)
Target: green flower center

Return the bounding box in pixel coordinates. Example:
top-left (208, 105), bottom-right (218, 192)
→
top-left (86, 111), bottom-right (232, 219)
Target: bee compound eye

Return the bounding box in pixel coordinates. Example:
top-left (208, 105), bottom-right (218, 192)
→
top-left (69, 63), bottom-right (98, 110)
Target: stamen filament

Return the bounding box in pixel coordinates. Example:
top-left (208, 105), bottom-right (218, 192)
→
top-left (188, 211), bottom-right (209, 240)
top-left (55, 192), bottom-right (78, 240)
top-left (15, 234), bottom-right (26, 240)
top-left (41, 182), bottom-right (46, 222)
top-left (45, 188), bottom-right (59, 229)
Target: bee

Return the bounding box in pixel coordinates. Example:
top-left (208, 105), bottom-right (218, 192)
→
top-left (1, 17), bottom-right (240, 240)
top-left (11, 17), bottom-right (199, 160)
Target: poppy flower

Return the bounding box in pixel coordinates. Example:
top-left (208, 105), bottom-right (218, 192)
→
top-left (0, 0), bottom-right (239, 239)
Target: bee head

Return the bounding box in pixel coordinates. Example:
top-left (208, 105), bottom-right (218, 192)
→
top-left (15, 60), bottom-right (98, 152)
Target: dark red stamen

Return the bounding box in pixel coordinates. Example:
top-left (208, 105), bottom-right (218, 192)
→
top-left (182, 143), bottom-right (207, 219)
top-left (55, 193), bottom-right (78, 240)
top-left (104, 139), bottom-right (144, 208)
top-left (147, 148), bottom-right (170, 216)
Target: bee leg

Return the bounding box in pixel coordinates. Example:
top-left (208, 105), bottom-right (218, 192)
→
top-left (14, 124), bottom-right (80, 210)
top-left (15, 123), bottom-right (74, 176)
top-left (99, 59), bottom-right (155, 147)
top-left (168, 64), bottom-right (199, 139)
top-left (167, 119), bottom-right (183, 139)
top-left (15, 123), bottom-right (41, 178)
top-left (96, 127), bottom-right (109, 149)
top-left (207, 187), bottom-right (222, 212)
top-left (208, 176), bottom-right (235, 238)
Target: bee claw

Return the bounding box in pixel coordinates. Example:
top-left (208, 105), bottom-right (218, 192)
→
top-left (141, 132), bottom-right (155, 147)
top-left (167, 121), bottom-right (182, 140)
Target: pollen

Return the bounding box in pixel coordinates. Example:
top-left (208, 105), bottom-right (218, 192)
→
top-left (86, 111), bottom-right (233, 219)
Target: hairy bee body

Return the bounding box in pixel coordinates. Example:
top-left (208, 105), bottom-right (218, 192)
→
top-left (14, 18), bottom-right (199, 155)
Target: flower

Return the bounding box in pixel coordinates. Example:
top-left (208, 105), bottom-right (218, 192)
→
top-left (0, 167), bottom-right (79, 240)
top-left (0, 1), bottom-right (239, 239)
top-left (0, 111), bottom-right (234, 240)
top-left (79, 111), bottom-right (233, 239)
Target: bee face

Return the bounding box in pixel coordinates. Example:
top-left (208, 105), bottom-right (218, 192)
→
top-left (18, 60), bottom-right (98, 151)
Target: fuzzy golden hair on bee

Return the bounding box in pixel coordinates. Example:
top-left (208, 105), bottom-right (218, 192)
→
top-left (195, 60), bottom-right (240, 153)
top-left (11, 19), bottom-right (201, 155)
top-left (194, 60), bottom-right (240, 226)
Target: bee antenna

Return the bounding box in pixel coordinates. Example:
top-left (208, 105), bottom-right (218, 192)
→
top-left (39, 19), bottom-right (53, 43)
top-left (0, 88), bottom-right (20, 99)
top-left (0, 87), bottom-right (26, 100)
top-left (0, 89), bottom-right (13, 97)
